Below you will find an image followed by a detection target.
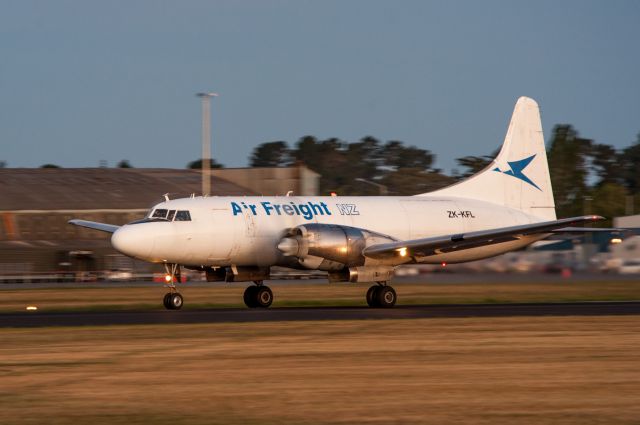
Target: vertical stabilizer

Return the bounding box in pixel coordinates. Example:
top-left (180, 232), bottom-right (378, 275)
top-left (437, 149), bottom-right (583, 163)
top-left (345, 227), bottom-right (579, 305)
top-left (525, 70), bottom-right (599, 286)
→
top-left (423, 97), bottom-right (556, 220)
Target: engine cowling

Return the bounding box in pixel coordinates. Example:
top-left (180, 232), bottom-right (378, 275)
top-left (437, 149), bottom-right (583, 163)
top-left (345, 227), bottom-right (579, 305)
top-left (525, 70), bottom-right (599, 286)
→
top-left (276, 223), bottom-right (398, 271)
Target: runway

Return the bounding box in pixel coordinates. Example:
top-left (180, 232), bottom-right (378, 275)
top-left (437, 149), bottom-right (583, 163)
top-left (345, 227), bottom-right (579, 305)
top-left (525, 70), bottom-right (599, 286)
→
top-left (2, 301), bottom-right (640, 328)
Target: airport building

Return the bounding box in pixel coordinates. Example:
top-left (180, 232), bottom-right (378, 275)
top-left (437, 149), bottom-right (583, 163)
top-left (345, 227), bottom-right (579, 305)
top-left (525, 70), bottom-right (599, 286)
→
top-left (0, 165), bottom-right (319, 280)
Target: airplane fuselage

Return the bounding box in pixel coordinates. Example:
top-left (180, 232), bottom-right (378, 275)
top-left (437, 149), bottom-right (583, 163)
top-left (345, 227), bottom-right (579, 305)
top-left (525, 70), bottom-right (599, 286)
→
top-left (111, 195), bottom-right (545, 268)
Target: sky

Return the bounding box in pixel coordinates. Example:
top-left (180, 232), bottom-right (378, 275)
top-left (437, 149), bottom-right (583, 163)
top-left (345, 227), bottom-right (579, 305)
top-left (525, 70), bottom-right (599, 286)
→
top-left (1, 0), bottom-right (639, 173)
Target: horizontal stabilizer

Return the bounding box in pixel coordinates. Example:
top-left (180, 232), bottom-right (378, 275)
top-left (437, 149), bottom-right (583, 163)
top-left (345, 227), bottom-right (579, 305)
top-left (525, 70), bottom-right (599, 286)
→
top-left (68, 219), bottom-right (120, 234)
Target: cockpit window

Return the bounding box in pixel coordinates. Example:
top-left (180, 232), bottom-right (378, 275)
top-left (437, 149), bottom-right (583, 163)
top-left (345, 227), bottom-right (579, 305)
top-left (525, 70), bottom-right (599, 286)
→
top-left (133, 208), bottom-right (190, 224)
top-left (175, 211), bottom-right (192, 221)
top-left (152, 209), bottom-right (168, 219)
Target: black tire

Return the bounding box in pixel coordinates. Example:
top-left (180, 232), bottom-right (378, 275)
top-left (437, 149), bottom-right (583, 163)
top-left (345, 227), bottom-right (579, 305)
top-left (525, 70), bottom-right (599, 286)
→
top-left (254, 286), bottom-right (273, 308)
top-left (163, 293), bottom-right (172, 310)
top-left (376, 286), bottom-right (396, 308)
top-left (366, 285), bottom-right (380, 307)
top-left (243, 286), bottom-right (258, 308)
top-left (168, 293), bottom-right (183, 310)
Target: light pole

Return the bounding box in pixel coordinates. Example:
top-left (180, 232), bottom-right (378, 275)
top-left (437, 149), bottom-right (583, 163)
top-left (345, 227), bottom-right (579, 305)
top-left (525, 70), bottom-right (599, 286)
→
top-left (196, 92), bottom-right (218, 196)
top-left (355, 178), bottom-right (388, 195)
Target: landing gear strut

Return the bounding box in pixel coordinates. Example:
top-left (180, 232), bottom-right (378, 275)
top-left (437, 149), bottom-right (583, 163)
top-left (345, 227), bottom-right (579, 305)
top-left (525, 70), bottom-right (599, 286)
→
top-left (162, 263), bottom-right (183, 310)
top-left (366, 283), bottom-right (396, 308)
top-left (243, 281), bottom-right (273, 308)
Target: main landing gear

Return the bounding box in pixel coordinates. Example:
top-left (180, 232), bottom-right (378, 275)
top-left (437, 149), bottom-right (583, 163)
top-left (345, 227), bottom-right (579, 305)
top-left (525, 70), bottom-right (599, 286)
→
top-left (366, 283), bottom-right (397, 308)
top-left (243, 281), bottom-right (273, 308)
top-left (163, 263), bottom-right (183, 310)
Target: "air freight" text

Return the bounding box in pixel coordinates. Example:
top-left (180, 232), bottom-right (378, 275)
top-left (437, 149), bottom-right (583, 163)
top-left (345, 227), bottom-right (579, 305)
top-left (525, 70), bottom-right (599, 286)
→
top-left (231, 201), bottom-right (332, 220)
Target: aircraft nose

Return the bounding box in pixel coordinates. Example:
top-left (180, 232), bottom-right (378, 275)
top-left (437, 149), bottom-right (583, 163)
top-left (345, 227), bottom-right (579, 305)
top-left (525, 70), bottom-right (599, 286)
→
top-left (111, 225), bottom-right (154, 259)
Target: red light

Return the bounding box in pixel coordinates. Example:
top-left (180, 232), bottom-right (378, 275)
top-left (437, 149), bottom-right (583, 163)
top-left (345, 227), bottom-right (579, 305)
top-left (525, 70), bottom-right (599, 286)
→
top-left (441, 262), bottom-right (447, 267)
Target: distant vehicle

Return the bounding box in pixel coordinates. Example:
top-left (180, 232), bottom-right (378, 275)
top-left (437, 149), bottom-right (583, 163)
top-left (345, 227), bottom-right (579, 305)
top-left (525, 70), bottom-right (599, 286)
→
top-left (70, 97), bottom-right (611, 310)
top-left (75, 271), bottom-right (98, 283)
top-left (394, 266), bottom-right (420, 277)
top-left (104, 269), bottom-right (133, 281)
top-left (618, 260), bottom-right (640, 275)
top-left (597, 257), bottom-right (623, 273)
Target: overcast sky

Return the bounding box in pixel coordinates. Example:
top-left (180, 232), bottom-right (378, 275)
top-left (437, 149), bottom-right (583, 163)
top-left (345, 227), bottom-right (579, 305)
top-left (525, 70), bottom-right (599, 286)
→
top-left (1, 1), bottom-right (638, 173)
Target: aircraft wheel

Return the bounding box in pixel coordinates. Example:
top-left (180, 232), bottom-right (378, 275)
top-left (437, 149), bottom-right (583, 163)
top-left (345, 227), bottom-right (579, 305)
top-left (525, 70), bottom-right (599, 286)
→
top-left (170, 293), bottom-right (184, 310)
top-left (165, 293), bottom-right (183, 310)
top-left (366, 285), bottom-right (380, 307)
top-left (254, 285), bottom-right (273, 308)
top-left (163, 293), bottom-right (172, 309)
top-left (243, 286), bottom-right (259, 308)
top-left (376, 286), bottom-right (396, 308)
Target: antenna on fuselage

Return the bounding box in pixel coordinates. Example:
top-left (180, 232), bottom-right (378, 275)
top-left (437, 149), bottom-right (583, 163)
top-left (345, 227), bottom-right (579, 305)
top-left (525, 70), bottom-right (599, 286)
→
top-left (286, 191), bottom-right (293, 197)
top-left (163, 193), bottom-right (170, 201)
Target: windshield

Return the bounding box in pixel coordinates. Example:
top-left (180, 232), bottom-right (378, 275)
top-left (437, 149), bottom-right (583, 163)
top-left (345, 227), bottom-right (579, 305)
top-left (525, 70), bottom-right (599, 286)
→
top-left (151, 209), bottom-right (168, 219)
top-left (129, 209), bottom-right (192, 225)
top-left (175, 211), bottom-right (191, 221)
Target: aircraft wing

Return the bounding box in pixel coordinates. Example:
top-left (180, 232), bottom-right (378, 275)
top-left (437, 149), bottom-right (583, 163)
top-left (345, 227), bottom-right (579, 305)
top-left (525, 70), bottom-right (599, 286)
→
top-left (550, 226), bottom-right (627, 234)
top-left (68, 219), bottom-right (120, 234)
top-left (363, 215), bottom-right (605, 260)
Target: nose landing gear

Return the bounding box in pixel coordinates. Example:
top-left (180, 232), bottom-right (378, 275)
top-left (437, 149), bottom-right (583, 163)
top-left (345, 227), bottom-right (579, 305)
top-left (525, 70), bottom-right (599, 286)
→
top-left (162, 263), bottom-right (184, 310)
top-left (243, 281), bottom-right (273, 308)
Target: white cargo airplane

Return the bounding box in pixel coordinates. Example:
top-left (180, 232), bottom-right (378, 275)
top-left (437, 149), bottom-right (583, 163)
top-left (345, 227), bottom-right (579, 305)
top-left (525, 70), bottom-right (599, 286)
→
top-left (70, 97), bottom-right (603, 310)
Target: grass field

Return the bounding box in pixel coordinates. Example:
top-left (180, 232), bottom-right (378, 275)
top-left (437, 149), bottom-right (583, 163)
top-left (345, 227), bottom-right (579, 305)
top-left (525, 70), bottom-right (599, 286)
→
top-left (1, 279), bottom-right (640, 312)
top-left (1, 316), bottom-right (639, 425)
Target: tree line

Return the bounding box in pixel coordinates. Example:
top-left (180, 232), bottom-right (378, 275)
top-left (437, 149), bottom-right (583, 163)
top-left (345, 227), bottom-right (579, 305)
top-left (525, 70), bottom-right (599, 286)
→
top-left (18, 124), bottom-right (640, 220)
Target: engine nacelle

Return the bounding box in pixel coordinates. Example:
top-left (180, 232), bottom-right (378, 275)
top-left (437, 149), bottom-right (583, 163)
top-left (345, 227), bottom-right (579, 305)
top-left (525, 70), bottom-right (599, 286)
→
top-left (328, 266), bottom-right (395, 283)
top-left (276, 223), bottom-right (398, 271)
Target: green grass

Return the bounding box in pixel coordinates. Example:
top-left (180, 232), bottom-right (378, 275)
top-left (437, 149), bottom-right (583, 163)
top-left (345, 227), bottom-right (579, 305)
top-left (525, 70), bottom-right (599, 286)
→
top-left (1, 279), bottom-right (639, 313)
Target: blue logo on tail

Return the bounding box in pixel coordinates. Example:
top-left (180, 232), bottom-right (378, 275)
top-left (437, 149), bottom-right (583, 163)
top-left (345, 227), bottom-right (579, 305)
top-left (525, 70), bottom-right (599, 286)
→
top-left (493, 154), bottom-right (541, 190)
